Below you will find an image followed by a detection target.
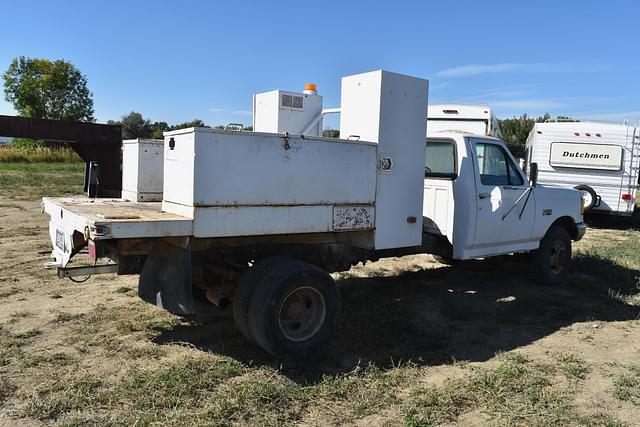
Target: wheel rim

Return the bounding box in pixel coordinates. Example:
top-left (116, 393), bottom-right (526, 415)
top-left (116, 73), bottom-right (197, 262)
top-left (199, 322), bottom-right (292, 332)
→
top-left (549, 240), bottom-right (568, 274)
top-left (580, 190), bottom-right (593, 208)
top-left (278, 286), bottom-right (326, 342)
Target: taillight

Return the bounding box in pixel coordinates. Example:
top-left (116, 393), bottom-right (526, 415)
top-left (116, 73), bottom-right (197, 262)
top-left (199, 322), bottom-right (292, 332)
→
top-left (88, 240), bottom-right (97, 260)
top-left (622, 193), bottom-right (633, 201)
top-left (580, 197), bottom-right (585, 214)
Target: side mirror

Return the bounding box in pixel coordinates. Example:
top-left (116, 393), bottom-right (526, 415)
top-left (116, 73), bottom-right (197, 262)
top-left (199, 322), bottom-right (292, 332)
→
top-left (529, 162), bottom-right (538, 187)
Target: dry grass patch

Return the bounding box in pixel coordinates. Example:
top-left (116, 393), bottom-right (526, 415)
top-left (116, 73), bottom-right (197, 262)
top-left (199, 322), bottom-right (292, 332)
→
top-left (21, 371), bottom-right (106, 420)
top-left (0, 146), bottom-right (81, 163)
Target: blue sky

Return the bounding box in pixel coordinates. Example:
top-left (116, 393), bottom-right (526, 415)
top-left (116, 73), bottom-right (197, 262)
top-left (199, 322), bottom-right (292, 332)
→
top-left (0, 0), bottom-right (638, 128)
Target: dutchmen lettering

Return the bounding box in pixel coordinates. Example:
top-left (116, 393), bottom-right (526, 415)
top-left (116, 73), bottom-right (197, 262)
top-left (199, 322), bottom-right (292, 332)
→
top-left (562, 151), bottom-right (609, 159)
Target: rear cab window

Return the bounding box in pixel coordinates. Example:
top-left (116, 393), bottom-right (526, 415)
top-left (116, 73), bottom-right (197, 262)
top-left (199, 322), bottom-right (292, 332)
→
top-left (425, 139), bottom-right (457, 179)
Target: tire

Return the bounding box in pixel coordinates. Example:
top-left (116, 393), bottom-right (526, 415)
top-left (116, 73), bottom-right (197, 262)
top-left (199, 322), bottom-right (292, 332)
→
top-left (530, 225), bottom-right (572, 286)
top-left (248, 259), bottom-right (341, 359)
top-left (233, 256), bottom-right (291, 343)
top-left (574, 185), bottom-right (597, 211)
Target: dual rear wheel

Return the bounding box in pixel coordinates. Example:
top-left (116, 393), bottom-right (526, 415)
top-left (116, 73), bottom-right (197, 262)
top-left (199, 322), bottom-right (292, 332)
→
top-left (233, 257), bottom-right (341, 359)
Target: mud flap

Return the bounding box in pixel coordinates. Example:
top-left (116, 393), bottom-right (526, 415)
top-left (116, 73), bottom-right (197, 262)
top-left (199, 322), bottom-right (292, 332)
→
top-left (138, 239), bottom-right (195, 315)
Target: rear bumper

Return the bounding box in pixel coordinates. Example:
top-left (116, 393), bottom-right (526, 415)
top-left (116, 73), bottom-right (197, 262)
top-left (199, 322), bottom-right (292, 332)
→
top-left (574, 222), bottom-right (587, 242)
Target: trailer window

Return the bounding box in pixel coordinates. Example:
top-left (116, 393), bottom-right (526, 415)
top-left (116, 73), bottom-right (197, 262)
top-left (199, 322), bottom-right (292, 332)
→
top-left (425, 140), bottom-right (456, 178)
top-left (476, 142), bottom-right (523, 186)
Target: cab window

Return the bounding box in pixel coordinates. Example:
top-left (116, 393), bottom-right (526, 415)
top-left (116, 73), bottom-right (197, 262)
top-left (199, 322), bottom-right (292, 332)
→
top-left (476, 142), bottom-right (523, 186)
top-left (425, 139), bottom-right (456, 179)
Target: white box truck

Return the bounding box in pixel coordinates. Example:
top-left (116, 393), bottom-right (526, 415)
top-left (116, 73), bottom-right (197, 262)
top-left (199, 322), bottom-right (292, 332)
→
top-left (525, 121), bottom-right (640, 215)
top-left (42, 70), bottom-right (585, 358)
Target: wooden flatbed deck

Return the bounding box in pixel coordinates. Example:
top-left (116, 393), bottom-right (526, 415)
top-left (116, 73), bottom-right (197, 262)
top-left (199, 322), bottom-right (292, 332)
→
top-left (43, 197), bottom-right (193, 240)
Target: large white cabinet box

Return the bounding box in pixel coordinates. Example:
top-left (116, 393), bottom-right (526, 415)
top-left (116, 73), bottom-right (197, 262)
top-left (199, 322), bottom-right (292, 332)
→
top-left (122, 139), bottom-right (164, 202)
top-left (161, 128), bottom-right (377, 238)
top-left (340, 70), bottom-right (429, 249)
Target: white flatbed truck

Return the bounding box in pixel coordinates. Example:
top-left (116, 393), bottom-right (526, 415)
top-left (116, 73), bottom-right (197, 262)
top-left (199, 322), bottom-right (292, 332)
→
top-left (43, 70), bottom-right (586, 358)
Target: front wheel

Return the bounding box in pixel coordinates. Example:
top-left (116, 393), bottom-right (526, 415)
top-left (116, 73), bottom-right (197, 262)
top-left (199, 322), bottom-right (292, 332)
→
top-left (248, 259), bottom-right (341, 359)
top-left (530, 225), bottom-right (572, 286)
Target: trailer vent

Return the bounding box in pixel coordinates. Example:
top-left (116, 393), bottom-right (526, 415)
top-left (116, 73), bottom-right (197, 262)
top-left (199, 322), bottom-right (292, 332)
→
top-left (281, 94), bottom-right (304, 110)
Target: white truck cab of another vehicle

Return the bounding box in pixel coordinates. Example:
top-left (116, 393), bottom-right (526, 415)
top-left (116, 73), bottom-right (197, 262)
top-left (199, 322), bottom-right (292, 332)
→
top-left (427, 104), bottom-right (502, 138)
top-left (423, 131), bottom-right (586, 271)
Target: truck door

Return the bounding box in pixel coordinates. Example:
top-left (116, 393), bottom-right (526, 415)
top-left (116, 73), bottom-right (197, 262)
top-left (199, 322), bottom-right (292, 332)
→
top-left (470, 139), bottom-right (536, 255)
top-left (423, 138), bottom-right (457, 243)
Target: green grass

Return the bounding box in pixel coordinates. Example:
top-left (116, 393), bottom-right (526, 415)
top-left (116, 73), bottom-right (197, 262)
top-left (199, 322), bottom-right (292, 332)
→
top-left (10, 346), bottom-right (618, 426)
top-left (613, 365), bottom-right (640, 404)
top-left (403, 354), bottom-right (579, 426)
top-left (0, 162), bottom-right (84, 198)
top-left (571, 233), bottom-right (640, 306)
top-left (559, 353), bottom-right (588, 379)
top-left (23, 374), bottom-right (105, 420)
top-left (17, 356), bottom-right (416, 426)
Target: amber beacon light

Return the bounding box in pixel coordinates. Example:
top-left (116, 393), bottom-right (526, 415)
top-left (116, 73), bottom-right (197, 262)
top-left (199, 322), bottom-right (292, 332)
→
top-left (303, 83), bottom-right (318, 95)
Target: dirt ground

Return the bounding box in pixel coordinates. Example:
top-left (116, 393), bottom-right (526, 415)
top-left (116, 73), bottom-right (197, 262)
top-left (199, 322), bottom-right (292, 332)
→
top-left (1, 195), bottom-right (639, 426)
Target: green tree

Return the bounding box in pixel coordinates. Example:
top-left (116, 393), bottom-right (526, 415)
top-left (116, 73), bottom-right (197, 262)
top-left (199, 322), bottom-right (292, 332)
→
top-left (108, 115), bottom-right (211, 139)
top-left (169, 119), bottom-right (208, 130)
top-left (150, 121), bottom-right (169, 139)
top-left (3, 56), bottom-right (94, 122)
top-left (499, 113), bottom-right (551, 158)
top-left (110, 111), bottom-right (152, 139)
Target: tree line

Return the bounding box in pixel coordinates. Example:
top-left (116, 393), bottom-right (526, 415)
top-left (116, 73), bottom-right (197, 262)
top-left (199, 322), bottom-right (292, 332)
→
top-left (107, 113), bottom-right (208, 140)
top-left (105, 112), bottom-right (253, 140)
top-left (498, 113), bottom-right (576, 158)
top-left (3, 56), bottom-right (571, 156)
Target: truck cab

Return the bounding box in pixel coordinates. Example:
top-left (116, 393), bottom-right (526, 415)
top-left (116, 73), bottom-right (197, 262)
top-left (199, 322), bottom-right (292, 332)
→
top-left (423, 131), bottom-right (586, 284)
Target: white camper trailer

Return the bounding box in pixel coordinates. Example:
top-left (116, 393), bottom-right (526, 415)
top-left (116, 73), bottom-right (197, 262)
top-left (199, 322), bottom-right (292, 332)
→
top-left (525, 121), bottom-right (640, 215)
top-left (427, 103), bottom-right (501, 138)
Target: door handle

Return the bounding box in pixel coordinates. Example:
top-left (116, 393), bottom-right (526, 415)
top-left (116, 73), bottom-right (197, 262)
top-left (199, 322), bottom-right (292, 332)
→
top-left (479, 192), bottom-right (490, 199)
